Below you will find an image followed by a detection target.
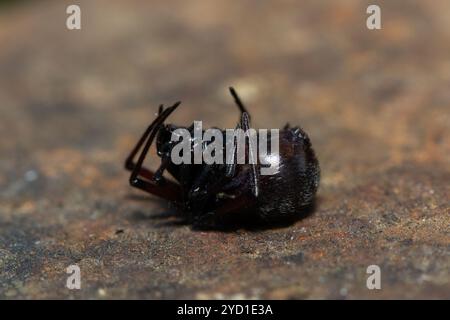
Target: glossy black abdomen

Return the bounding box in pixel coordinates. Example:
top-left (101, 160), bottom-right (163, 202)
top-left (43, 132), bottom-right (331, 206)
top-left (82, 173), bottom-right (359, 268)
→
top-left (256, 128), bottom-right (320, 221)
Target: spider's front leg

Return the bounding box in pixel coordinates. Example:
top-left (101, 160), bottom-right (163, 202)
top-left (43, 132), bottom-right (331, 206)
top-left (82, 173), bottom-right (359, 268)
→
top-left (125, 102), bottom-right (182, 203)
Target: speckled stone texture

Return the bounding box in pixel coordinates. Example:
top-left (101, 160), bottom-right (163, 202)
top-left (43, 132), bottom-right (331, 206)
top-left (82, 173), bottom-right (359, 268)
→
top-left (0, 0), bottom-right (448, 299)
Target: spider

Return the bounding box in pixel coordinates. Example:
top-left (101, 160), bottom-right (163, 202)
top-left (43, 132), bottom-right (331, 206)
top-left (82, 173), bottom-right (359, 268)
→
top-left (125, 88), bottom-right (320, 229)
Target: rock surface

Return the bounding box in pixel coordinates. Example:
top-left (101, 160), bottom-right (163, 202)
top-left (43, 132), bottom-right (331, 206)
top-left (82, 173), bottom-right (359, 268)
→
top-left (0, 0), bottom-right (448, 299)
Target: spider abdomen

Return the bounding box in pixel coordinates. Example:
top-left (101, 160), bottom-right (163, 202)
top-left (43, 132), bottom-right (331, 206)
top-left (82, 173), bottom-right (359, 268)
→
top-left (255, 129), bottom-right (320, 221)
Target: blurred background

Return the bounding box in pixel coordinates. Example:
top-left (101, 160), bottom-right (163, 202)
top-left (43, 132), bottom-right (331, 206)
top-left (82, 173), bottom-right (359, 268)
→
top-left (0, 0), bottom-right (448, 299)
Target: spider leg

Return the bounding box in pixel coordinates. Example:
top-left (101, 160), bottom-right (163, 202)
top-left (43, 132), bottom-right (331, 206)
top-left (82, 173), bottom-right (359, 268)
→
top-left (225, 121), bottom-right (240, 178)
top-left (227, 87), bottom-right (258, 196)
top-left (125, 102), bottom-right (182, 202)
top-left (229, 87), bottom-right (250, 116)
top-left (125, 104), bottom-right (166, 171)
top-left (152, 155), bottom-right (171, 185)
top-left (225, 87), bottom-right (248, 177)
top-left (225, 111), bottom-right (259, 197)
top-left (241, 112), bottom-right (259, 197)
top-left (186, 165), bottom-right (215, 219)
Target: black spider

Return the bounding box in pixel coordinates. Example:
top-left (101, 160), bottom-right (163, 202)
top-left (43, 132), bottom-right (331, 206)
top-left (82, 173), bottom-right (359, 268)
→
top-left (125, 88), bottom-right (320, 229)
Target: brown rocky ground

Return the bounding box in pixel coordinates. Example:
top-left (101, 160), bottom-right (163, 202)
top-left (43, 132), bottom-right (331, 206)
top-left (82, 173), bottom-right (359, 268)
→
top-left (0, 0), bottom-right (448, 299)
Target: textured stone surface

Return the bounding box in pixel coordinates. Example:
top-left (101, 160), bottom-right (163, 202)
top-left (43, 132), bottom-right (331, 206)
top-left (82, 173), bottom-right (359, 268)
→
top-left (0, 0), bottom-right (448, 299)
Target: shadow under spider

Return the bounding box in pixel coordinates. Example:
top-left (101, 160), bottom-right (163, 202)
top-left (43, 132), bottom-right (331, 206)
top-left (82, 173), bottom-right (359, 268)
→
top-left (126, 194), bottom-right (319, 232)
